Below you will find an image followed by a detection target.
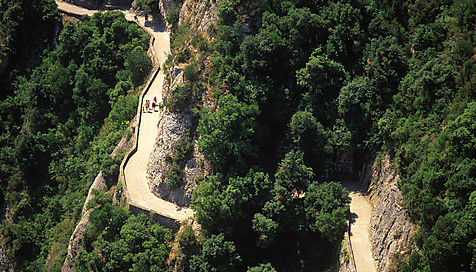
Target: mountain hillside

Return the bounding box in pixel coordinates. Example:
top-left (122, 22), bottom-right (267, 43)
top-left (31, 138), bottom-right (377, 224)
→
top-left (0, 0), bottom-right (474, 271)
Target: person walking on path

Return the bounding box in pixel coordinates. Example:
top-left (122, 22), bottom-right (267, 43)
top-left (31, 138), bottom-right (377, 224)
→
top-left (145, 100), bottom-right (150, 112)
top-left (134, 14), bottom-right (138, 21)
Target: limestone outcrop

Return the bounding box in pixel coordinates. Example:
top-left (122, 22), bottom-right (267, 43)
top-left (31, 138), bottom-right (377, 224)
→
top-left (179, 0), bottom-right (219, 33)
top-left (61, 172), bottom-right (106, 272)
top-left (62, 121), bottom-right (136, 271)
top-left (363, 154), bottom-right (416, 272)
top-left (146, 68), bottom-right (210, 207)
top-left (338, 230), bottom-right (357, 272)
top-left (0, 204), bottom-right (14, 272)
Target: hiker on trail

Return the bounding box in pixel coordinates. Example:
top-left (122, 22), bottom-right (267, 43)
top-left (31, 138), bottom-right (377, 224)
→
top-left (145, 14), bottom-right (148, 21)
top-left (134, 14), bottom-right (138, 21)
top-left (145, 100), bottom-right (150, 112)
top-left (153, 96), bottom-right (157, 103)
top-left (152, 100), bottom-right (156, 111)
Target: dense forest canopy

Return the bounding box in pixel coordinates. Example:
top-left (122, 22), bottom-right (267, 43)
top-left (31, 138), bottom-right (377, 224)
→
top-left (184, 0), bottom-right (475, 271)
top-left (0, 1), bottom-right (153, 269)
top-left (0, 0), bottom-right (474, 271)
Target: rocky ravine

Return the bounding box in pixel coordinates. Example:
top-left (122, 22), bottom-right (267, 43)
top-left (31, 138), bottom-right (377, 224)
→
top-left (362, 154), bottom-right (416, 272)
top-left (146, 0), bottom-right (218, 207)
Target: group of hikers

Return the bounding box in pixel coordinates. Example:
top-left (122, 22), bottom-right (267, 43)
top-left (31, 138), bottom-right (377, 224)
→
top-left (143, 96), bottom-right (158, 113)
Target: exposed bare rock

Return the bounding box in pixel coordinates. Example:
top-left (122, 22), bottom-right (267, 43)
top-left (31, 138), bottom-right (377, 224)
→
top-left (146, 108), bottom-right (192, 205)
top-left (146, 0), bottom-right (217, 208)
top-left (0, 234), bottom-right (14, 272)
top-left (364, 154), bottom-right (416, 272)
top-left (179, 0), bottom-right (219, 33)
top-left (146, 64), bottom-right (210, 207)
top-left (62, 172), bottom-right (106, 272)
top-left (0, 204), bottom-right (14, 272)
top-left (338, 230), bottom-right (357, 272)
top-left (62, 122), bottom-right (136, 271)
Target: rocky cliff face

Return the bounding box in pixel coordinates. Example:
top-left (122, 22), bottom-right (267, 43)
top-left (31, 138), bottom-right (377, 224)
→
top-left (62, 124), bottom-right (136, 271)
top-left (338, 230), bottom-right (357, 272)
top-left (0, 204), bottom-right (14, 272)
top-left (363, 154), bottom-right (416, 272)
top-left (179, 0), bottom-right (219, 32)
top-left (61, 172), bottom-right (106, 272)
top-left (146, 68), bottom-right (210, 207)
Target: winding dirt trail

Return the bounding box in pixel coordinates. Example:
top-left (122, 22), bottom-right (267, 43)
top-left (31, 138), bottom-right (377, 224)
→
top-left (56, 1), bottom-right (193, 221)
top-left (344, 182), bottom-right (376, 272)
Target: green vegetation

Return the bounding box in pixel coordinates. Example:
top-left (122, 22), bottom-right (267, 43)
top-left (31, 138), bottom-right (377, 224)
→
top-left (173, 0), bottom-right (475, 270)
top-left (0, 9), bottom-right (151, 271)
top-left (189, 233), bottom-right (242, 272)
top-left (0, 0), bottom-right (60, 72)
top-left (165, 5), bottom-right (181, 31)
top-left (135, 0), bottom-right (158, 14)
top-left (0, 0), bottom-right (474, 271)
top-left (77, 191), bottom-right (172, 272)
top-left (164, 129), bottom-right (193, 189)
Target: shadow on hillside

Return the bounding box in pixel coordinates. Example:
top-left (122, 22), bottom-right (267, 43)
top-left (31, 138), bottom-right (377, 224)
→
top-left (342, 181), bottom-right (362, 194)
top-left (145, 17), bottom-right (167, 32)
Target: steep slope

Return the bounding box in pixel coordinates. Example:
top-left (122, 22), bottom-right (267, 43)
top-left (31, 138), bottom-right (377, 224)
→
top-left (362, 154), bottom-right (417, 271)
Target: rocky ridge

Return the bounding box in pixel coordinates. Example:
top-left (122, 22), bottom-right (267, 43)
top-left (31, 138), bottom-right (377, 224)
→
top-left (363, 154), bottom-right (416, 272)
top-left (62, 130), bottom-right (135, 271)
top-left (179, 0), bottom-right (219, 32)
top-left (146, 67), bottom-right (210, 206)
top-left (0, 204), bottom-right (14, 272)
top-left (338, 229), bottom-right (357, 272)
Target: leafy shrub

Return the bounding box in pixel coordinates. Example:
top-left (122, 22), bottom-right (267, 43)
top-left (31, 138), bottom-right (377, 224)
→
top-left (165, 130), bottom-right (192, 189)
top-left (166, 6), bottom-right (181, 30)
top-left (135, 0), bottom-right (157, 13)
top-left (184, 61), bottom-right (199, 82)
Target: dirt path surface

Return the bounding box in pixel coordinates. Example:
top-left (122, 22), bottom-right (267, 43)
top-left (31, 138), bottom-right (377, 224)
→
top-left (343, 182), bottom-right (376, 272)
top-left (56, 1), bottom-right (194, 221)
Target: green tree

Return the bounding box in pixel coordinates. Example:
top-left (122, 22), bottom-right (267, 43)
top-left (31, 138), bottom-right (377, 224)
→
top-left (218, 0), bottom-right (237, 26)
top-left (247, 262), bottom-right (277, 272)
top-left (135, 0), bottom-right (158, 13)
top-left (192, 170), bottom-right (272, 237)
top-left (289, 111), bottom-right (328, 171)
top-left (296, 50), bottom-right (346, 124)
top-left (178, 225), bottom-right (199, 254)
top-left (125, 46), bottom-right (152, 86)
top-left (189, 234), bottom-right (242, 272)
top-left (259, 151), bottom-right (314, 233)
top-left (197, 94), bottom-right (259, 174)
top-left (304, 182), bottom-right (350, 242)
